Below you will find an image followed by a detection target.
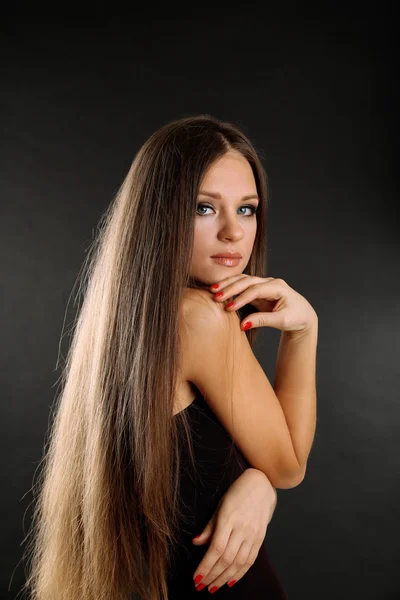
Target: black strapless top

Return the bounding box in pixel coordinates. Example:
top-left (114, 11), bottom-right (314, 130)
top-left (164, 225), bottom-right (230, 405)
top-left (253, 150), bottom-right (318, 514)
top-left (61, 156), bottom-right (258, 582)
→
top-left (167, 386), bottom-right (288, 599)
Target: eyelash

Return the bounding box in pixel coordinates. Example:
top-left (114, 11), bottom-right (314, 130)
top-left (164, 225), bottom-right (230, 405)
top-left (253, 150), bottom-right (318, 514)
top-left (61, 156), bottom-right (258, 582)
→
top-left (196, 203), bottom-right (258, 217)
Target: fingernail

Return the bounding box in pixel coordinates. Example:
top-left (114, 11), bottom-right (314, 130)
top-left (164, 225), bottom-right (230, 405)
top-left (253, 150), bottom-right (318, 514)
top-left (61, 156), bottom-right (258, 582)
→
top-left (210, 283), bottom-right (219, 290)
top-left (194, 574), bottom-right (204, 584)
top-left (209, 586), bottom-right (219, 593)
top-left (242, 321), bottom-right (252, 330)
top-left (226, 301), bottom-right (235, 308)
top-left (228, 580), bottom-right (237, 587)
top-left (196, 583), bottom-right (206, 591)
top-left (215, 291), bottom-right (224, 298)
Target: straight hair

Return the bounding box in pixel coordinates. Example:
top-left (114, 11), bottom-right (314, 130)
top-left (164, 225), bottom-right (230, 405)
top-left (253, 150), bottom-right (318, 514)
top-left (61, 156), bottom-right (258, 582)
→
top-left (21, 114), bottom-right (269, 600)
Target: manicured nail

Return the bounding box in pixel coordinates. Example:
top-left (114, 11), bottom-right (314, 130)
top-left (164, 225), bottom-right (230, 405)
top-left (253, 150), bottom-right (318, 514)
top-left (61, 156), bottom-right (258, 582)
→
top-left (215, 291), bottom-right (224, 298)
top-left (210, 283), bottom-right (219, 290)
top-left (194, 574), bottom-right (204, 584)
top-left (228, 580), bottom-right (237, 587)
top-left (209, 586), bottom-right (219, 593)
top-left (226, 301), bottom-right (235, 309)
top-left (196, 583), bottom-right (206, 591)
top-left (242, 321), bottom-right (252, 330)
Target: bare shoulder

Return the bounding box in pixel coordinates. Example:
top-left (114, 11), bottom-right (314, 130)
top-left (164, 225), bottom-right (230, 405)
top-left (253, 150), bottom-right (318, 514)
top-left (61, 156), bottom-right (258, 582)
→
top-left (179, 285), bottom-right (239, 382)
top-left (180, 286), bottom-right (237, 326)
top-left (180, 287), bottom-right (216, 313)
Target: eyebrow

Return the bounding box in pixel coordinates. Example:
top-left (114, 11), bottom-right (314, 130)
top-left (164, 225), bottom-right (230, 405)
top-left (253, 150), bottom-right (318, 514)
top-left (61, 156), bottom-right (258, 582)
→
top-left (198, 190), bottom-right (259, 201)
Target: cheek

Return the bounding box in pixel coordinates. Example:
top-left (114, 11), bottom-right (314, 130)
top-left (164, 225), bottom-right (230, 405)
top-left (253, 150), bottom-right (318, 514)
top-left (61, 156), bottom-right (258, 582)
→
top-left (193, 221), bottom-right (211, 253)
top-left (244, 219), bottom-right (257, 238)
top-left (191, 234), bottom-right (203, 263)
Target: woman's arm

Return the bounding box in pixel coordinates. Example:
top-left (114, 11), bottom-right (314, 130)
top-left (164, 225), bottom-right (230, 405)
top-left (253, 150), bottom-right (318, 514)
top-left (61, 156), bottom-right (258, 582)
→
top-left (273, 321), bottom-right (318, 477)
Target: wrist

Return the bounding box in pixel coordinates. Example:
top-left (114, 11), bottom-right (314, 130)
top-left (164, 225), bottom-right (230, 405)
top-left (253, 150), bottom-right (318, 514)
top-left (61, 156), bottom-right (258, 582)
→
top-left (284, 318), bottom-right (318, 341)
top-left (244, 468), bottom-right (277, 521)
top-left (245, 468), bottom-right (276, 497)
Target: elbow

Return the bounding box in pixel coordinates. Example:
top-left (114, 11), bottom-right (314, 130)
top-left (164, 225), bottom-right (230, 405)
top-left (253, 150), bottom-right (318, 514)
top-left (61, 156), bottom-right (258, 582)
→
top-left (274, 465), bottom-right (306, 490)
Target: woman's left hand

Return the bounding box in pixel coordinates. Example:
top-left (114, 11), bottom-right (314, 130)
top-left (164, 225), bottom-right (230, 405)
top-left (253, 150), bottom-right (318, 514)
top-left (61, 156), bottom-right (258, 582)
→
top-left (191, 468), bottom-right (277, 593)
top-left (210, 274), bottom-right (318, 334)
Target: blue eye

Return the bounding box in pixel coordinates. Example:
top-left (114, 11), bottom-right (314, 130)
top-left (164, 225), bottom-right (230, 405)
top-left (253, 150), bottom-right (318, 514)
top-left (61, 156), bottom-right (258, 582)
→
top-left (196, 204), bottom-right (258, 217)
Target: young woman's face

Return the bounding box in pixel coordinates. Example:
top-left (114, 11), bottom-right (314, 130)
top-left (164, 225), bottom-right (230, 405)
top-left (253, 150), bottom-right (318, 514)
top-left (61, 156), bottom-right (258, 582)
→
top-left (191, 150), bottom-right (259, 287)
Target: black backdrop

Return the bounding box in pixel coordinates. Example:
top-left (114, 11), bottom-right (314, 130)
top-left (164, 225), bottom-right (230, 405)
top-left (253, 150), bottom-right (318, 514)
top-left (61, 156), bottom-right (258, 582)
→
top-left (1, 6), bottom-right (398, 599)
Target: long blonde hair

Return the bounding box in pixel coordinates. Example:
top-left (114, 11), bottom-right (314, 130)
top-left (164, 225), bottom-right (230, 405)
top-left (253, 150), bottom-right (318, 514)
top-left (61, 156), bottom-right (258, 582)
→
top-left (21, 114), bottom-right (269, 599)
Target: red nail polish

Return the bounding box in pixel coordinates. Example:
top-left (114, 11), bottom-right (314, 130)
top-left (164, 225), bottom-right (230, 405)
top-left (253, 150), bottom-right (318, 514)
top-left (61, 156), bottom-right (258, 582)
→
top-left (243, 321), bottom-right (252, 330)
top-left (196, 583), bottom-right (206, 591)
top-left (228, 580), bottom-right (237, 587)
top-left (209, 586), bottom-right (219, 593)
top-left (210, 283), bottom-right (219, 290)
top-left (215, 291), bottom-right (224, 298)
top-left (194, 574), bottom-right (204, 584)
top-left (226, 301), bottom-right (235, 308)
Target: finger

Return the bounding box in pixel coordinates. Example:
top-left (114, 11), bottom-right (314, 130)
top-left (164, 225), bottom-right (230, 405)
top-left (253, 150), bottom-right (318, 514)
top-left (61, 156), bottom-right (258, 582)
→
top-left (209, 273), bottom-right (263, 299)
top-left (194, 529), bottom-right (245, 592)
top-left (193, 529), bottom-right (232, 590)
top-left (220, 541), bottom-right (261, 590)
top-left (204, 539), bottom-right (253, 593)
top-left (228, 282), bottom-right (282, 312)
top-left (210, 274), bottom-right (250, 291)
top-left (212, 279), bottom-right (275, 306)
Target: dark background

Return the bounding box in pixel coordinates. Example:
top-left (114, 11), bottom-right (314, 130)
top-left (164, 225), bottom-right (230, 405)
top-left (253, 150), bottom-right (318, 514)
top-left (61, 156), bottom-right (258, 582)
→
top-left (1, 5), bottom-right (398, 599)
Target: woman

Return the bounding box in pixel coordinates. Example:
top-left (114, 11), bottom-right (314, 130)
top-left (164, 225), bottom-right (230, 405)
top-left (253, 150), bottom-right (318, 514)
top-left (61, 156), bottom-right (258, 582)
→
top-left (23, 115), bottom-right (318, 599)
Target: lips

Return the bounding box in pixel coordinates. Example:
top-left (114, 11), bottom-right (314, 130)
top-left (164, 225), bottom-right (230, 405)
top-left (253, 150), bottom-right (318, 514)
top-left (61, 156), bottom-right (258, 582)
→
top-left (211, 253), bottom-right (242, 258)
top-left (211, 256), bottom-right (241, 267)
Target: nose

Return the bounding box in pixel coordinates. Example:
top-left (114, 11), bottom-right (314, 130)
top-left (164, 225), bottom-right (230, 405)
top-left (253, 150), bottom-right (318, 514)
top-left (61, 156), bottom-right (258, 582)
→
top-left (217, 213), bottom-right (244, 242)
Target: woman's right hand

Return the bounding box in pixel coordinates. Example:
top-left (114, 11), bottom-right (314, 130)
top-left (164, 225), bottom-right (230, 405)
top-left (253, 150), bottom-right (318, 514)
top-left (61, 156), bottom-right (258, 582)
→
top-left (191, 468), bottom-right (277, 593)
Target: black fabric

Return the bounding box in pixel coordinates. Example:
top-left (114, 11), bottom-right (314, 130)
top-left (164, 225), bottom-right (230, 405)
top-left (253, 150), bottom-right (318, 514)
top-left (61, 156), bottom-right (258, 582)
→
top-left (167, 386), bottom-right (288, 598)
